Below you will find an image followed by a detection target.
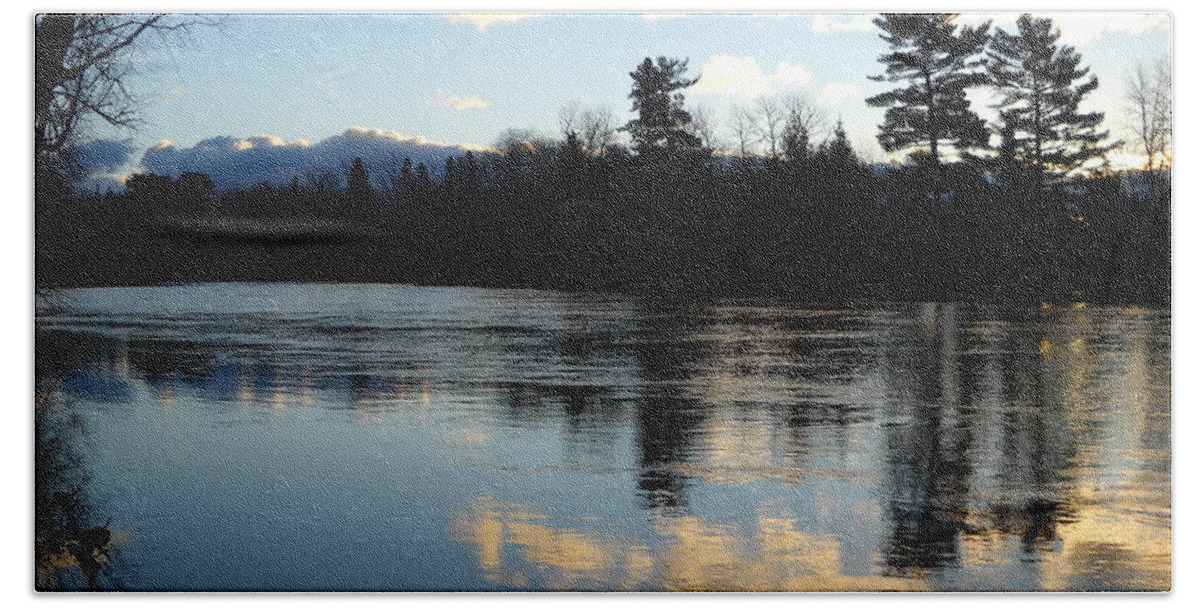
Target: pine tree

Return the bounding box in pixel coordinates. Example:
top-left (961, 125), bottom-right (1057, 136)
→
top-left (620, 57), bottom-right (703, 157)
top-left (822, 120), bottom-right (858, 170)
top-left (866, 14), bottom-right (992, 165)
top-left (987, 14), bottom-right (1116, 177)
top-left (347, 157), bottom-right (371, 205)
top-left (782, 122), bottom-right (810, 165)
top-left (443, 156), bottom-right (456, 191)
top-left (397, 157), bottom-right (414, 200)
top-left (461, 151), bottom-right (480, 190)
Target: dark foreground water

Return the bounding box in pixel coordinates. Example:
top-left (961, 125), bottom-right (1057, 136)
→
top-left (34, 283), bottom-right (1170, 591)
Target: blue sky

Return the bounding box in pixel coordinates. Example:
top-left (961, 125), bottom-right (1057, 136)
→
top-left (45, 8), bottom-right (1174, 186)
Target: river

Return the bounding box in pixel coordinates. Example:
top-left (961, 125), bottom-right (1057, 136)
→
top-left (34, 283), bottom-right (1170, 591)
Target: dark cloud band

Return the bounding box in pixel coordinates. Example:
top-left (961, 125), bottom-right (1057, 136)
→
top-left (139, 127), bottom-right (490, 192)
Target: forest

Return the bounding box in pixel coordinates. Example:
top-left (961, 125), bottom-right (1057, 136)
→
top-left (35, 14), bottom-right (1171, 304)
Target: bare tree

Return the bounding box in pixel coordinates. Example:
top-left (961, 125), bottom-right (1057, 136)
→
top-left (781, 93), bottom-right (825, 162)
top-left (1125, 59), bottom-right (1172, 170)
top-left (689, 103), bottom-right (720, 152)
top-left (35, 14), bottom-right (204, 164)
top-left (557, 100), bottom-right (582, 142)
top-left (755, 96), bottom-right (785, 159)
top-left (496, 128), bottom-right (553, 155)
top-left (579, 107), bottom-right (616, 156)
top-left (729, 105), bottom-right (758, 160)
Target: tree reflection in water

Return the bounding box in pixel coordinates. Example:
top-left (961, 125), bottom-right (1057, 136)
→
top-left (32, 286), bottom-right (1170, 591)
top-left (34, 390), bottom-right (122, 591)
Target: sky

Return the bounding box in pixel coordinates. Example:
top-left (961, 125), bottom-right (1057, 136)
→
top-left (52, 8), bottom-right (1172, 191)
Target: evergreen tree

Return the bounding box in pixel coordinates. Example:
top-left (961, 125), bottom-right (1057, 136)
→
top-left (822, 120), bottom-right (858, 170)
top-left (398, 157), bottom-right (414, 199)
top-left (443, 156), bottom-right (457, 190)
top-left (347, 157), bottom-right (371, 205)
top-left (782, 124), bottom-right (810, 165)
top-left (620, 57), bottom-right (703, 156)
top-left (782, 115), bottom-right (811, 164)
top-left (461, 151), bottom-right (481, 190)
top-left (413, 162), bottom-right (432, 202)
top-left (987, 14), bottom-right (1115, 177)
top-left (866, 14), bottom-right (991, 165)
top-left (815, 119), bottom-right (868, 205)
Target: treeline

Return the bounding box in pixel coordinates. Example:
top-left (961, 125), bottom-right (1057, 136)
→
top-left (36, 129), bottom-right (1169, 303)
top-left (35, 13), bottom-right (1170, 303)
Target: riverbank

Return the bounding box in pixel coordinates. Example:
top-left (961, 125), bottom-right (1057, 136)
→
top-left (35, 190), bottom-right (1170, 305)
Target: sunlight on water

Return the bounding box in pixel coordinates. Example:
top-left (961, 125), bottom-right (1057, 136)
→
top-left (34, 284), bottom-right (1170, 591)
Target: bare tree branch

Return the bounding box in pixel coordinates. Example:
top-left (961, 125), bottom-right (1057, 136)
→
top-left (1125, 59), bottom-right (1172, 170)
top-left (36, 14), bottom-right (208, 165)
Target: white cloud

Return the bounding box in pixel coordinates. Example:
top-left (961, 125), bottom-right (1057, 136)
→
top-left (429, 88), bottom-right (489, 111)
top-left (691, 55), bottom-right (813, 99)
top-left (816, 82), bottom-right (863, 107)
top-left (1042, 13), bottom-right (1171, 47)
top-left (445, 13), bottom-right (538, 33)
top-left (845, 12), bottom-right (1169, 47)
top-left (810, 14), bottom-right (875, 34)
top-left (966, 13), bottom-right (1170, 48)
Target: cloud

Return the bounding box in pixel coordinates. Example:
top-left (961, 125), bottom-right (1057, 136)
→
top-left (162, 87), bottom-right (184, 104)
top-left (62, 139), bottom-right (137, 195)
top-left (691, 55), bottom-right (812, 99)
top-left (139, 126), bottom-right (491, 193)
top-left (162, 87), bottom-right (185, 103)
top-left (430, 88), bottom-right (489, 111)
top-left (1039, 13), bottom-right (1171, 47)
top-left (958, 13), bottom-right (1169, 48)
top-left (445, 13), bottom-right (537, 33)
top-left (643, 14), bottom-right (685, 22)
top-left (809, 14), bottom-right (875, 34)
top-left (816, 82), bottom-right (863, 107)
top-left (71, 138), bottom-right (137, 174)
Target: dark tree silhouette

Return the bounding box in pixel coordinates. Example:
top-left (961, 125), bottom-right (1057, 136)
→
top-left (821, 119), bottom-right (858, 170)
top-left (347, 157), bottom-right (371, 205)
top-left (35, 15), bottom-right (200, 165)
top-left (179, 172), bottom-right (214, 199)
top-left (397, 157), bottom-right (414, 200)
top-left (781, 94), bottom-right (822, 163)
top-left (620, 57), bottom-right (703, 157)
top-left (755, 96), bottom-right (785, 160)
top-left (579, 106), bottom-right (617, 156)
top-left (125, 173), bottom-right (175, 202)
top-left (1125, 60), bottom-right (1172, 171)
top-left (988, 14), bottom-right (1117, 177)
top-left (867, 14), bottom-right (991, 166)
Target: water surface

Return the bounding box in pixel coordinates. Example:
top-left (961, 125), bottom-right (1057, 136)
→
top-left (34, 283), bottom-right (1170, 591)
